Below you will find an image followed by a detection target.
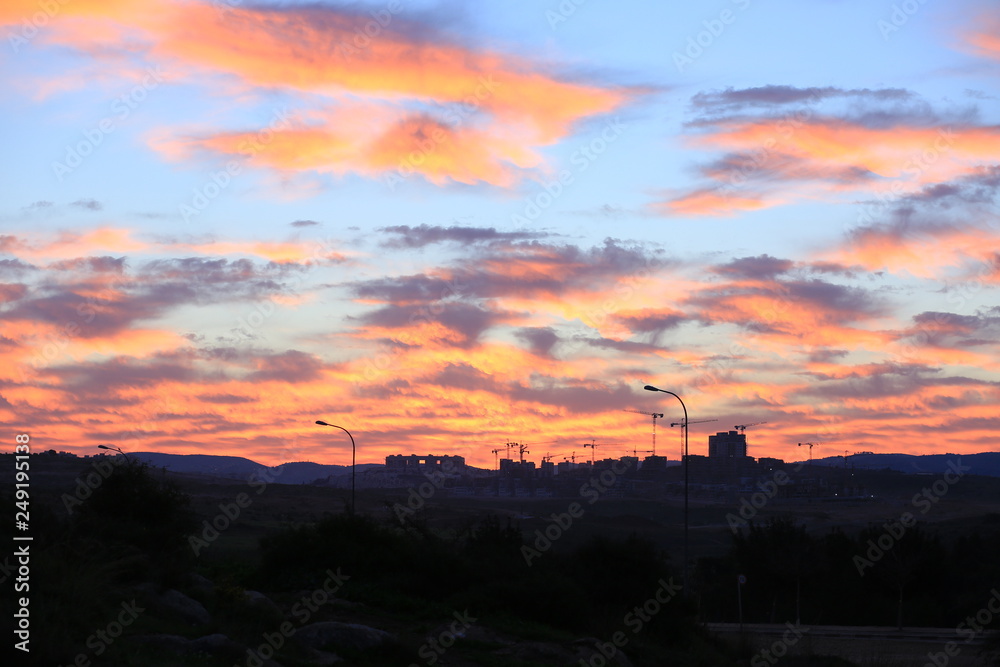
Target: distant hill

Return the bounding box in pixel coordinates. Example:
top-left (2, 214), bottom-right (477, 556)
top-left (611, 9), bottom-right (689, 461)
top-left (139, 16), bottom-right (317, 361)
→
top-left (130, 450), bottom-right (1000, 481)
top-left (808, 451), bottom-right (1000, 477)
top-left (132, 452), bottom-right (381, 485)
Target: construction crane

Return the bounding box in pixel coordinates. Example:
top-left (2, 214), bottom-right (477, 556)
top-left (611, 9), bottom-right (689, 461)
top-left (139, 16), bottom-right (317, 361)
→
top-left (542, 452), bottom-right (553, 463)
top-left (564, 451), bottom-right (577, 464)
top-left (671, 418), bottom-right (717, 427)
top-left (624, 409), bottom-right (664, 456)
top-left (669, 419), bottom-right (717, 462)
top-left (508, 441), bottom-right (530, 464)
top-left (583, 438), bottom-right (603, 465)
top-left (490, 448), bottom-right (502, 470)
top-left (735, 422), bottom-right (767, 434)
top-left (798, 442), bottom-right (818, 461)
top-left (735, 421), bottom-right (770, 457)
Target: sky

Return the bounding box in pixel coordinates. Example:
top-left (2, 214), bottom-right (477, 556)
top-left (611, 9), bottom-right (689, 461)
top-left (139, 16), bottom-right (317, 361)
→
top-left (1, 0), bottom-right (999, 468)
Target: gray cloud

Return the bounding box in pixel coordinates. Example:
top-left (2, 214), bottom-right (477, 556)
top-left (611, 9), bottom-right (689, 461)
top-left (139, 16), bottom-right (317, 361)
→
top-left (377, 224), bottom-right (546, 249)
top-left (690, 85), bottom-right (914, 112)
top-left (712, 254), bottom-right (793, 280)
top-left (515, 327), bottom-right (561, 357)
top-left (70, 199), bottom-right (103, 211)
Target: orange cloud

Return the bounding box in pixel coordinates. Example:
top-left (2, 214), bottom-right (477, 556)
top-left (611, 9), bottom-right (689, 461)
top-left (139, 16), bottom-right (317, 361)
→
top-left (5, 225), bottom-right (998, 465)
top-left (168, 238), bottom-right (346, 265)
top-left (827, 224), bottom-right (1000, 278)
top-left (661, 117), bottom-right (1000, 219)
top-left (700, 119), bottom-right (1000, 188)
top-left (653, 189), bottom-right (776, 217)
top-left (963, 14), bottom-right (1000, 61)
top-left (156, 107), bottom-right (543, 187)
top-left (0, 0), bottom-right (140, 25)
top-left (147, 3), bottom-right (624, 142)
top-left (26, 1), bottom-right (628, 187)
top-left (8, 227), bottom-right (147, 260)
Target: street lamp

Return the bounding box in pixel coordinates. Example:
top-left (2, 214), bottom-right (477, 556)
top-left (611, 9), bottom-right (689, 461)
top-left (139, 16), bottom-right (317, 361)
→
top-left (97, 444), bottom-right (132, 464)
top-left (315, 421), bottom-right (356, 515)
top-left (644, 384), bottom-right (689, 593)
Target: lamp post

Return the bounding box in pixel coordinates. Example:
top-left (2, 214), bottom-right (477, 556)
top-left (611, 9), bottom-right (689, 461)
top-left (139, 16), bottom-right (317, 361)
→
top-left (645, 384), bottom-right (688, 593)
top-left (315, 421), bottom-right (355, 515)
top-left (97, 444), bottom-right (132, 464)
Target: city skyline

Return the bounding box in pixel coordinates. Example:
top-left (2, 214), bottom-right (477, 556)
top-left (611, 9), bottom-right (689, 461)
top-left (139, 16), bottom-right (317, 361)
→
top-left (2, 0), bottom-right (999, 467)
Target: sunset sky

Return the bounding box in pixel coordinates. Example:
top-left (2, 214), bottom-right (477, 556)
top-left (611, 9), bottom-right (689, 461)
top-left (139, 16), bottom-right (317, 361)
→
top-left (2, 0), bottom-right (999, 467)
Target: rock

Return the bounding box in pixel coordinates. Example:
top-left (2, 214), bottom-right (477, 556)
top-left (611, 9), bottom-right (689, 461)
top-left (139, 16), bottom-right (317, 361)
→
top-left (188, 573), bottom-right (215, 596)
top-left (190, 634), bottom-right (247, 660)
top-left (131, 633), bottom-right (193, 654)
top-left (461, 625), bottom-right (513, 645)
top-left (495, 641), bottom-right (577, 663)
top-left (155, 588), bottom-right (212, 626)
top-left (296, 622), bottom-right (395, 652)
top-left (303, 648), bottom-right (343, 665)
top-left (131, 634), bottom-right (261, 663)
top-left (244, 590), bottom-right (283, 617)
top-left (495, 639), bottom-right (633, 666)
top-left (571, 638), bottom-right (634, 667)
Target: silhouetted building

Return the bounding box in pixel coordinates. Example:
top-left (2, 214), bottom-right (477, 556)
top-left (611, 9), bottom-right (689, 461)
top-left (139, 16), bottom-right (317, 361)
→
top-left (500, 459), bottom-right (535, 476)
top-left (385, 454), bottom-right (466, 472)
top-left (642, 455), bottom-right (668, 471)
top-left (758, 457), bottom-right (784, 472)
top-left (709, 431), bottom-right (747, 458)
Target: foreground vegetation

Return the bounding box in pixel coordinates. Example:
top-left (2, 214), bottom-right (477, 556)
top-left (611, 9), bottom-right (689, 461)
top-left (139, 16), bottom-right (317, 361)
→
top-left (4, 456), bottom-right (1000, 665)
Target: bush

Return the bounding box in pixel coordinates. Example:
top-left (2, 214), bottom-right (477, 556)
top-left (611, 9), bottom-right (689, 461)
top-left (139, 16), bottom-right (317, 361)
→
top-left (71, 459), bottom-right (196, 566)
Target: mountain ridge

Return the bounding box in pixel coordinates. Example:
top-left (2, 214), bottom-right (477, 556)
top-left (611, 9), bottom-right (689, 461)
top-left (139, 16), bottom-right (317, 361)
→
top-left (125, 450), bottom-right (1000, 480)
